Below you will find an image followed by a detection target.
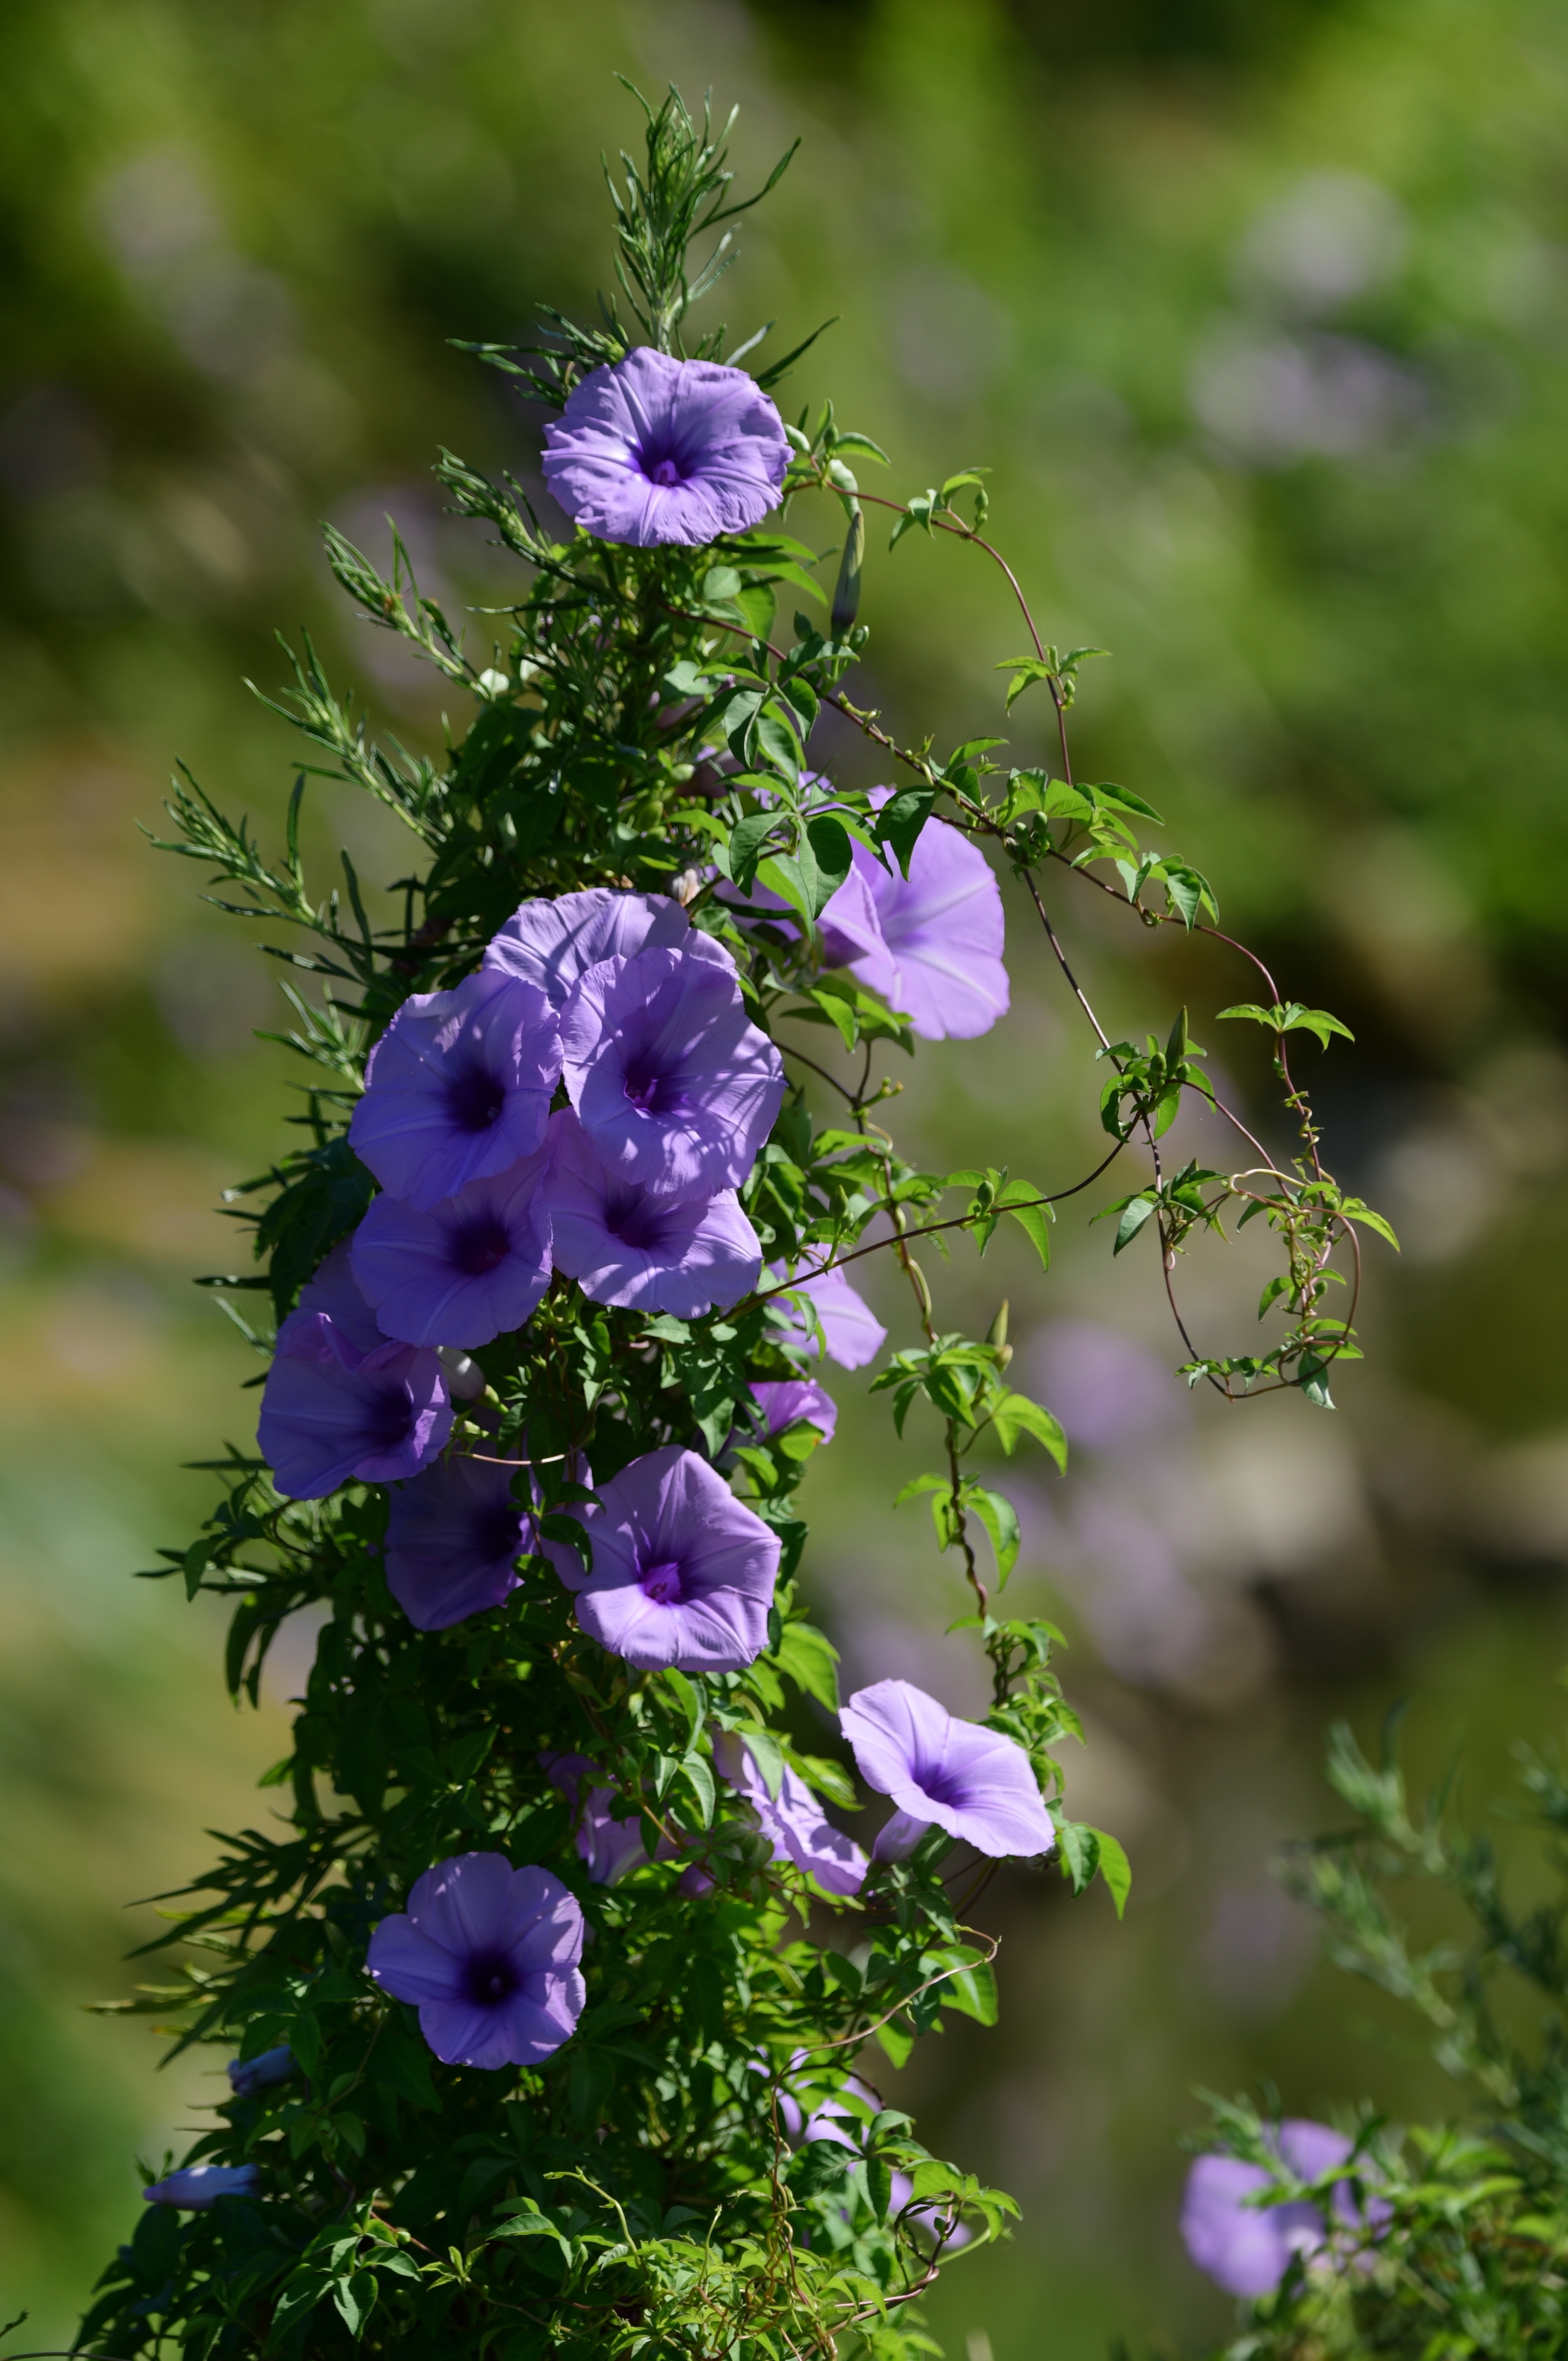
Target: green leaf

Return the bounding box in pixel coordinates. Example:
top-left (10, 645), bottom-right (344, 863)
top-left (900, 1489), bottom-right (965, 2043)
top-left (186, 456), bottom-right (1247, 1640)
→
top-left (1088, 1828), bottom-right (1132, 1918)
top-left (741, 1725), bottom-right (786, 1801)
top-left (772, 1620), bottom-right (842, 1712)
top-left (1215, 1002), bottom-right (1276, 1028)
top-left (1339, 1197), bottom-right (1400, 1251)
top-left (995, 656), bottom-right (1056, 713)
top-left (333, 2272), bottom-right (378, 2339)
top-left (968, 1487), bottom-right (1022, 1586)
top-left (1113, 1195), bottom-right (1158, 1254)
top-left (664, 1669), bottom-right (705, 1755)
top-left (1055, 1818), bottom-right (1099, 1895)
top-left (987, 1390), bottom-right (1068, 1472)
top-left (874, 785), bottom-right (938, 878)
top-left (874, 2016), bottom-right (915, 2070)
top-left (681, 1751), bottom-right (716, 1826)
top-left (999, 1181), bottom-right (1052, 1271)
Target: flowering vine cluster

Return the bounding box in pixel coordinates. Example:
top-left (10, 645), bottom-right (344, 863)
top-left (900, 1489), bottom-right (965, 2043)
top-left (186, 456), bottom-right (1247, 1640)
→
top-left (75, 87), bottom-right (1381, 2361)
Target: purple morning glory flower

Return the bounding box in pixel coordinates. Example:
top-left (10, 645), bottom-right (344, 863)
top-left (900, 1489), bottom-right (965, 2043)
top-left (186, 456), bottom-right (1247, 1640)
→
top-left (226, 2045), bottom-right (294, 2097)
top-left (347, 970), bottom-right (561, 1211)
top-left (483, 887), bottom-right (701, 1008)
top-left (840, 1679), bottom-right (1055, 1861)
top-left (769, 1257), bottom-right (887, 1371)
top-left (542, 1109), bottom-right (762, 1317)
top-left (144, 2164), bottom-right (259, 2208)
top-left (350, 1154), bottom-right (552, 1349)
top-left (542, 348), bottom-right (790, 548)
top-left (819, 804), bottom-right (1008, 1042)
top-left (748, 1378), bottom-right (838, 1445)
top-left (560, 946), bottom-right (784, 1200)
top-left (714, 1733), bottom-right (866, 1896)
top-left (384, 1453), bottom-right (531, 1631)
top-left (367, 1851), bottom-right (586, 2070)
top-left (543, 1753), bottom-right (650, 1885)
top-left (1181, 2123), bottom-right (1388, 2298)
top-left (541, 1443), bottom-right (780, 1673)
top-left (257, 1246), bottom-right (453, 1500)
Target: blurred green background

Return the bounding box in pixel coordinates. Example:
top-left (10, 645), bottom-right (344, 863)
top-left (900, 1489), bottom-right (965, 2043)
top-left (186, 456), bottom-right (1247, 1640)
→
top-left (5, 0), bottom-right (1568, 2348)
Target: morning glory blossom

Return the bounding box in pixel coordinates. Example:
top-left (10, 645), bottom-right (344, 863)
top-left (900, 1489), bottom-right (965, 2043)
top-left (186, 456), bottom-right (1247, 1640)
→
top-left (543, 1752), bottom-right (651, 1886)
top-left (384, 1453), bottom-right (531, 1631)
top-left (226, 2045), bottom-right (295, 2098)
top-left (541, 1444), bottom-right (780, 1673)
top-left (769, 1257), bottom-right (887, 1371)
top-left (257, 1244), bottom-right (452, 1500)
top-left (144, 2164), bottom-right (260, 2209)
top-left (560, 945), bottom-right (784, 1200)
top-left (713, 1734), bottom-right (866, 1896)
top-left (367, 1851), bottom-right (586, 2070)
top-left (483, 886), bottom-right (706, 1008)
top-left (350, 1154), bottom-right (552, 1349)
top-left (839, 1679), bottom-right (1055, 1861)
top-left (819, 802), bottom-right (1008, 1041)
top-left (748, 1378), bottom-right (838, 1446)
top-left (543, 1108), bottom-right (762, 1317)
top-left (347, 969), bottom-right (560, 1210)
top-left (542, 347), bottom-right (790, 547)
top-left (1181, 2123), bottom-right (1389, 2298)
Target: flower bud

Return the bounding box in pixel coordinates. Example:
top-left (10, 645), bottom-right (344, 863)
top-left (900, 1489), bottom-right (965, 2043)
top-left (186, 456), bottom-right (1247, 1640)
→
top-left (830, 501), bottom-right (865, 640)
top-left (226, 2045), bottom-right (295, 2098)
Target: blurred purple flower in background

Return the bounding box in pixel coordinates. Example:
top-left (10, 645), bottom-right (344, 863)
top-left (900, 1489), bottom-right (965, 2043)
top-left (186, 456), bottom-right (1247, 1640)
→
top-left (384, 1454), bottom-right (530, 1631)
top-left (819, 805), bottom-right (1008, 1041)
top-left (841, 1679), bottom-right (1055, 1861)
top-left (542, 349), bottom-right (789, 546)
top-left (714, 1733), bottom-right (866, 1894)
top-left (543, 1752), bottom-right (650, 1885)
top-left (543, 1108), bottom-right (762, 1316)
top-left (769, 1257), bottom-right (886, 1370)
top-left (226, 2044), bottom-right (294, 2097)
top-left (367, 1851), bottom-right (585, 2069)
top-left (350, 1154), bottom-right (552, 1348)
top-left (1181, 2121), bottom-right (1387, 2297)
top-left (144, 2164), bottom-right (259, 2208)
top-left (560, 946), bottom-right (784, 1200)
top-left (348, 969), bottom-right (560, 1210)
top-left (748, 1377), bottom-right (838, 1444)
top-left (257, 1253), bottom-right (452, 1500)
top-left (543, 1443), bottom-right (780, 1672)
top-left (484, 886), bottom-right (697, 1008)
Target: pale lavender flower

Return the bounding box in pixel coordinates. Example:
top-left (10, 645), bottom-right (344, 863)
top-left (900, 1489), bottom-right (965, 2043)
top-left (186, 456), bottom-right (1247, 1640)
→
top-left (350, 1153), bottom-right (551, 1349)
top-left (367, 1851), bottom-right (585, 2070)
top-left (347, 970), bottom-right (560, 1210)
top-left (748, 1378), bottom-right (838, 1445)
top-left (543, 1752), bottom-right (650, 1885)
top-left (1181, 2123), bottom-right (1388, 2299)
top-left (713, 1734), bottom-right (866, 1895)
top-left (541, 1444), bottom-right (779, 1672)
top-left (542, 348), bottom-right (790, 547)
top-left (144, 2163), bottom-right (259, 2208)
top-left (483, 887), bottom-right (700, 1008)
top-left (560, 946), bottom-right (783, 1200)
top-left (543, 1109), bottom-right (762, 1317)
top-left (384, 1454), bottom-right (531, 1631)
top-left (257, 1246), bottom-right (452, 1500)
top-left (840, 1679), bottom-right (1055, 1861)
top-left (226, 2045), bottom-right (294, 2098)
top-left (769, 1257), bottom-right (886, 1370)
top-left (819, 803), bottom-right (1008, 1041)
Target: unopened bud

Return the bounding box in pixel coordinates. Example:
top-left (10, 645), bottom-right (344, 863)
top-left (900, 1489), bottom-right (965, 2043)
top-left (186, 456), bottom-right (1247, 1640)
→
top-left (985, 1300), bottom-right (1010, 1352)
top-left (437, 1347), bottom-right (487, 1400)
top-left (831, 501), bottom-right (865, 640)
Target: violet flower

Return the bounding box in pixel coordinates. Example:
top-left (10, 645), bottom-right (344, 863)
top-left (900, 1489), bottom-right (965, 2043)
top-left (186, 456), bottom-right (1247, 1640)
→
top-left (769, 1257), bottom-right (887, 1371)
top-left (543, 1752), bottom-right (650, 1885)
top-left (144, 2164), bottom-right (259, 2208)
top-left (1181, 2123), bottom-right (1388, 2299)
top-left (226, 2045), bottom-right (294, 2098)
top-left (543, 1109), bottom-right (762, 1317)
top-left (384, 1453), bottom-right (531, 1631)
top-left (347, 969), bottom-right (560, 1210)
top-left (542, 348), bottom-right (790, 547)
top-left (840, 1679), bottom-right (1055, 1861)
top-left (819, 803), bottom-right (1008, 1041)
top-left (350, 1154), bottom-right (552, 1349)
top-left (541, 1444), bottom-right (779, 1673)
top-left (367, 1851), bottom-right (585, 2070)
top-left (483, 886), bottom-right (702, 1008)
top-left (560, 946), bottom-right (783, 1200)
top-left (714, 1733), bottom-right (866, 1895)
top-left (257, 1245), bottom-right (452, 1500)
top-left (748, 1378), bottom-right (838, 1446)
